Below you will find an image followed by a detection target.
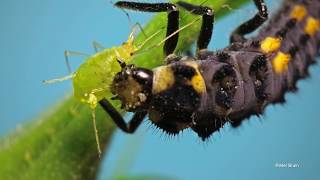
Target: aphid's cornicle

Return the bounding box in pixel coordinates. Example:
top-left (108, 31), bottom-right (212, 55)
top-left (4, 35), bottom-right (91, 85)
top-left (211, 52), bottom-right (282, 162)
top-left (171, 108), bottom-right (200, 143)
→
top-left (100, 0), bottom-right (320, 140)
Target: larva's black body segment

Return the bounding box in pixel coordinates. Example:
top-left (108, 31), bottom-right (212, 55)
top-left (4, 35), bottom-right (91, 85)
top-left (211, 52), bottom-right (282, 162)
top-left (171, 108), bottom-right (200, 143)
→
top-left (103, 0), bottom-right (320, 140)
top-left (196, 51), bottom-right (273, 128)
top-left (214, 0), bottom-right (320, 127)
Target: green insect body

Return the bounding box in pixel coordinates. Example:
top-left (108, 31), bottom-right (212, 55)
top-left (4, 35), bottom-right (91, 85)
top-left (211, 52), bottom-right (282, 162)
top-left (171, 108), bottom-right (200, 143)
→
top-left (72, 34), bottom-right (137, 109)
top-left (43, 18), bottom-right (163, 157)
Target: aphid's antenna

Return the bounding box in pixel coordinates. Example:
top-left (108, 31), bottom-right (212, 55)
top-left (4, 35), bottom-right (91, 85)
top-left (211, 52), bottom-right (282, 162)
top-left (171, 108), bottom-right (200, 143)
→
top-left (136, 17), bottom-right (201, 55)
top-left (134, 29), bottom-right (163, 50)
top-left (43, 74), bottom-right (75, 84)
top-left (91, 108), bottom-right (102, 158)
top-left (128, 0), bottom-right (212, 56)
top-left (158, 18), bottom-right (200, 46)
top-left (110, 0), bottom-right (147, 38)
top-left (115, 0), bottom-right (210, 56)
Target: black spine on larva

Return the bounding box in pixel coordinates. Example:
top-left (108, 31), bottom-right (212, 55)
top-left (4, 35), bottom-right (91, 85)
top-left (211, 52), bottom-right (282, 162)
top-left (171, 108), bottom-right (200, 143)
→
top-left (196, 0), bottom-right (320, 129)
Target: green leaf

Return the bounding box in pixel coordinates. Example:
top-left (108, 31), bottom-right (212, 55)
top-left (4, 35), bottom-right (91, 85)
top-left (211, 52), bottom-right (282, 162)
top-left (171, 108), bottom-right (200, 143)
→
top-left (0, 0), bottom-right (249, 179)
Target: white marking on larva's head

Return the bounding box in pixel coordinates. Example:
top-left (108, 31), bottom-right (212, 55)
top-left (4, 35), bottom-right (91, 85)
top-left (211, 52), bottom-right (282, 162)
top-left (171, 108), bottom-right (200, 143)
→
top-left (137, 71), bottom-right (150, 79)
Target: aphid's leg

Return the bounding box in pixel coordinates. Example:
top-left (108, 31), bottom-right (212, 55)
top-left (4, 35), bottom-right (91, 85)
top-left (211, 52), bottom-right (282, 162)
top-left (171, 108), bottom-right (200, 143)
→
top-left (115, 1), bottom-right (179, 56)
top-left (64, 50), bottom-right (90, 73)
top-left (230, 0), bottom-right (268, 43)
top-left (119, 7), bottom-right (147, 38)
top-left (126, 19), bottom-right (147, 39)
top-left (43, 74), bottom-right (74, 84)
top-left (43, 50), bottom-right (88, 84)
top-left (99, 98), bottom-right (147, 133)
top-left (91, 109), bottom-right (102, 157)
top-left (92, 41), bottom-right (105, 53)
top-left (127, 22), bottom-right (148, 45)
top-left (177, 1), bottom-right (214, 51)
top-left (136, 23), bottom-right (147, 38)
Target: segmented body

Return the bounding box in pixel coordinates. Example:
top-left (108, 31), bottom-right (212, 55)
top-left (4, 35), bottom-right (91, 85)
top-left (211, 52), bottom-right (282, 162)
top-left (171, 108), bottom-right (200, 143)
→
top-left (101, 0), bottom-right (320, 140)
top-left (144, 0), bottom-right (320, 139)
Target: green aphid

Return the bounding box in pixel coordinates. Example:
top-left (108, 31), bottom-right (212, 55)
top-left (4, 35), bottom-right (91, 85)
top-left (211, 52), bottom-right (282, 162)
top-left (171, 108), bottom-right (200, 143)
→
top-left (43, 19), bottom-right (197, 156)
top-left (73, 33), bottom-right (137, 109)
top-left (43, 27), bottom-right (153, 157)
top-left (44, 26), bottom-right (158, 109)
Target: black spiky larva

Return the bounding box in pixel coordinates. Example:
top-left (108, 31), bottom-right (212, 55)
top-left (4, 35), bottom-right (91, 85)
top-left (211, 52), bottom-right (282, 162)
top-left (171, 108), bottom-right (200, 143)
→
top-left (98, 0), bottom-right (320, 140)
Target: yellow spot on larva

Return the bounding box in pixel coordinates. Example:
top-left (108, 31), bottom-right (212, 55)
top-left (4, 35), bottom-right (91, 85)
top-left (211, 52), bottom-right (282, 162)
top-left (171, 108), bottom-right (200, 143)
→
top-left (260, 37), bottom-right (282, 53)
top-left (290, 5), bottom-right (307, 21)
top-left (153, 66), bottom-right (175, 93)
top-left (184, 61), bottom-right (206, 94)
top-left (272, 52), bottom-right (291, 74)
top-left (305, 17), bottom-right (320, 36)
top-left (191, 73), bottom-right (206, 93)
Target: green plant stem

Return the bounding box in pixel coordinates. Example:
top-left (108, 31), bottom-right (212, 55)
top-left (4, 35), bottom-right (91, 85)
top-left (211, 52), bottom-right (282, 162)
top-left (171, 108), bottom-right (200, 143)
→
top-left (0, 0), bottom-right (249, 179)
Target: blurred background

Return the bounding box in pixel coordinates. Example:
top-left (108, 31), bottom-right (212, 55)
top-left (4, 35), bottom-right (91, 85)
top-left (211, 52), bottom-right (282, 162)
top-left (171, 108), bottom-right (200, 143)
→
top-left (1, 0), bottom-right (320, 179)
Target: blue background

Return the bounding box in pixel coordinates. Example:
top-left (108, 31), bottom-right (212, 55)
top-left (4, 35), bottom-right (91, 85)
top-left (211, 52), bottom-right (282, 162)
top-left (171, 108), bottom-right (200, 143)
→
top-left (1, 0), bottom-right (320, 179)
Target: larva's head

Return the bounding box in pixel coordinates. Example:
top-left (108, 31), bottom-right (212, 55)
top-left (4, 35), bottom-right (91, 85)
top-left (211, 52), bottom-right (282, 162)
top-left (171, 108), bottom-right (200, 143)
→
top-left (111, 62), bottom-right (153, 111)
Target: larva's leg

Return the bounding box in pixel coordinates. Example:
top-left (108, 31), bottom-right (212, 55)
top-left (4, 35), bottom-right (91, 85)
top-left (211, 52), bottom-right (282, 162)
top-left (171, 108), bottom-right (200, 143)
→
top-left (64, 50), bottom-right (89, 73)
top-left (230, 0), bottom-right (268, 43)
top-left (115, 1), bottom-right (179, 56)
top-left (99, 98), bottom-right (146, 133)
top-left (177, 1), bottom-right (214, 51)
